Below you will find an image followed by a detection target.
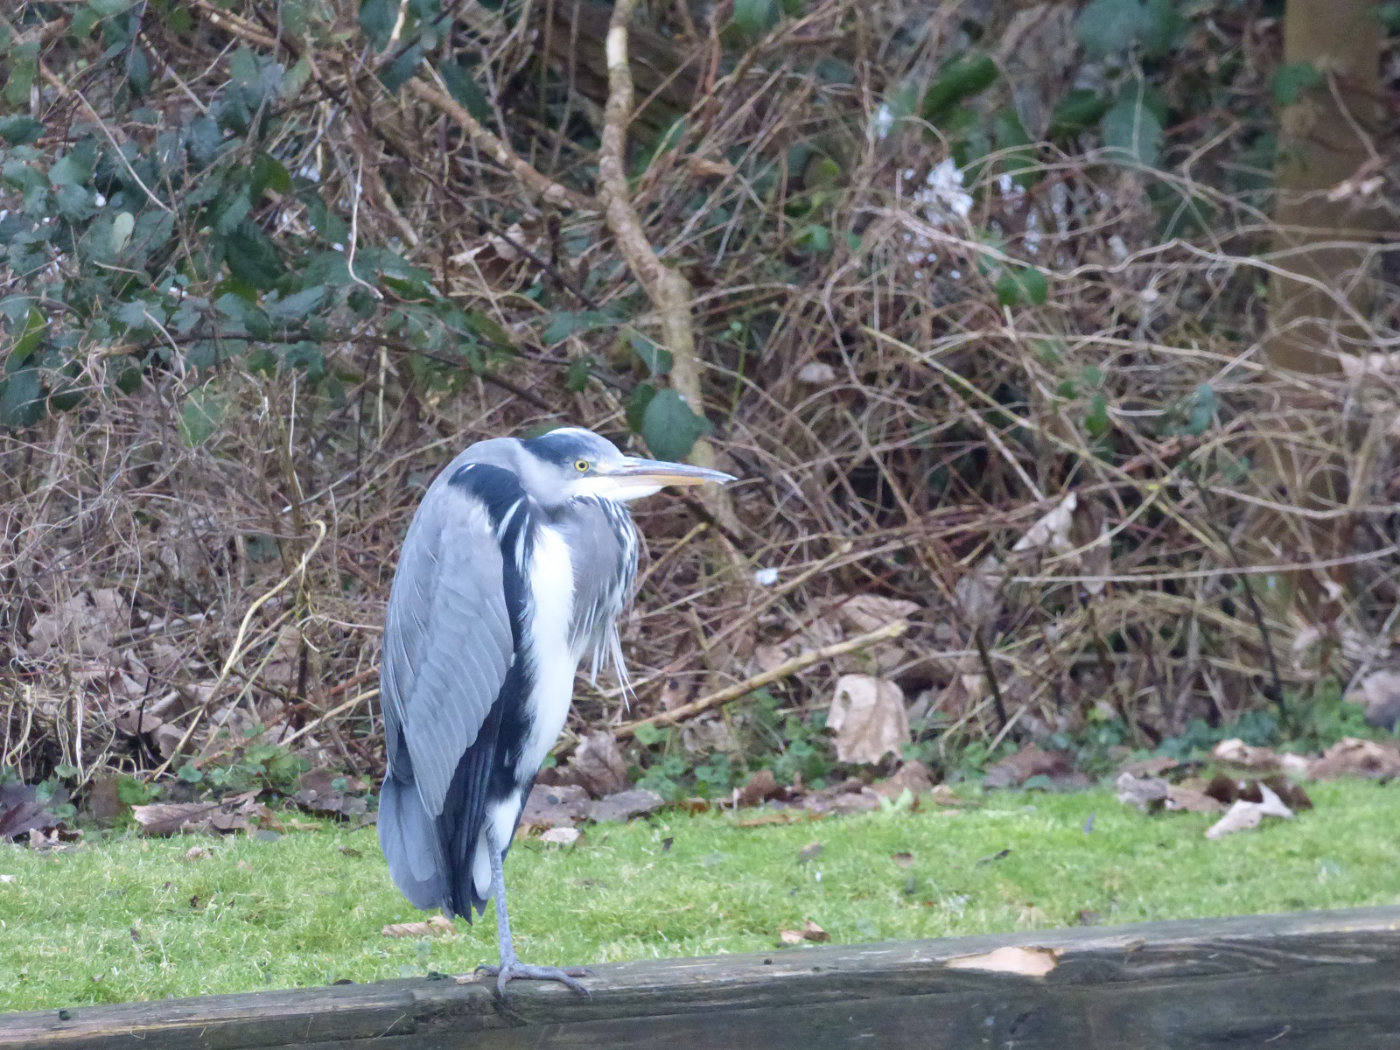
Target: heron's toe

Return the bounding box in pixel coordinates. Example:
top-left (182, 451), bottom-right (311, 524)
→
top-left (486, 960), bottom-right (591, 998)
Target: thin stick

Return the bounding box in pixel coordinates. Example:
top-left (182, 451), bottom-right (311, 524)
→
top-left (610, 619), bottom-right (910, 742)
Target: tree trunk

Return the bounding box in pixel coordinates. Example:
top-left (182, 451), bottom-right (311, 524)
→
top-left (1258, 0), bottom-right (1384, 624)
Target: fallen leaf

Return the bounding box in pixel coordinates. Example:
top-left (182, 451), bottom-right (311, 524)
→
top-left (540, 826), bottom-right (581, 846)
top-left (131, 793), bottom-right (267, 836)
top-left (0, 784), bottom-right (63, 840)
top-left (1205, 785), bottom-right (1294, 840)
top-left (1309, 737), bottom-right (1400, 780)
top-left (25, 589), bottom-right (127, 660)
top-left (183, 846), bottom-right (210, 861)
top-left (873, 760), bottom-right (936, 800)
top-left (1012, 493), bottom-right (1077, 557)
top-left (891, 851), bottom-right (914, 867)
top-left (985, 746), bottom-right (1083, 790)
top-left (569, 731), bottom-right (628, 798)
top-left (382, 916), bottom-right (455, 938)
top-left (587, 788), bottom-right (664, 823)
top-left (796, 361), bottom-right (837, 384)
top-left (1164, 786), bottom-right (1225, 813)
top-left (954, 555), bottom-right (1004, 629)
top-left (1211, 738), bottom-right (1284, 771)
top-left (737, 769), bottom-right (782, 808)
top-left (293, 769), bottom-right (369, 820)
top-left (734, 811), bottom-right (810, 828)
top-left (799, 919), bottom-right (829, 942)
top-left (945, 946), bottom-right (1060, 977)
top-left (778, 919), bottom-right (829, 945)
top-left (798, 841), bottom-right (824, 863)
top-left (827, 674), bottom-right (909, 764)
top-left (837, 594), bottom-right (920, 633)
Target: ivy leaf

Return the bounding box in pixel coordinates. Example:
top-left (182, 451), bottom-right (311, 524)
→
top-left (565, 355), bottom-right (594, 392)
top-left (1102, 86), bottom-right (1165, 169)
top-left (995, 267), bottom-right (1049, 307)
top-left (440, 61), bottom-right (492, 124)
top-left (1272, 62), bottom-right (1322, 107)
top-left (0, 116), bottom-right (44, 146)
top-left (625, 381), bottom-right (657, 434)
top-left (1047, 90), bottom-right (1110, 139)
top-left (179, 388), bottom-right (225, 445)
top-left (731, 0), bottom-right (778, 38)
top-left (1075, 0), bottom-right (1150, 57)
top-left (0, 366), bottom-right (44, 428)
top-left (922, 52), bottom-right (998, 122)
top-left (379, 42), bottom-right (424, 93)
top-left (629, 332), bottom-right (672, 375)
top-left (359, 0), bottom-right (396, 49)
top-left (1186, 383), bottom-right (1216, 436)
top-left (641, 389), bottom-right (712, 462)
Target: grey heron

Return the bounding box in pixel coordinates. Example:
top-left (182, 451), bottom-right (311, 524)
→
top-left (377, 426), bottom-right (733, 996)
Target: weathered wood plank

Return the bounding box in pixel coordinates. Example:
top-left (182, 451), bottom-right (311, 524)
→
top-left (3, 907), bottom-right (1398, 1049)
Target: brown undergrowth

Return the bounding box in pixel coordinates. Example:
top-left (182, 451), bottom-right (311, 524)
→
top-left (1, 0), bottom-right (1397, 791)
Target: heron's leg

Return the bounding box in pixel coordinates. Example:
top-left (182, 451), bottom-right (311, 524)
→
top-left (475, 824), bottom-right (590, 998)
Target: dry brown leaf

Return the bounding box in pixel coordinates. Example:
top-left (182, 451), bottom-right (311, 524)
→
top-left (827, 674), bottom-right (909, 764)
top-left (736, 769), bottom-right (782, 808)
top-left (954, 555), bottom-right (1004, 628)
top-left (778, 919), bottom-right (829, 945)
top-left (891, 851), bottom-right (914, 867)
top-left (183, 846), bottom-right (210, 861)
top-left (1163, 786), bottom-right (1225, 814)
top-left (798, 841), bottom-right (824, 863)
top-left (1211, 738), bottom-right (1284, 771)
top-left (873, 760), bottom-right (936, 800)
top-left (569, 731), bottom-right (628, 798)
top-left (837, 594), bottom-right (920, 633)
top-left (985, 746), bottom-right (1084, 790)
top-left (382, 915), bottom-right (455, 938)
top-left (1012, 493), bottom-right (1077, 557)
top-left (1308, 737), bottom-right (1400, 780)
top-left (945, 946), bottom-right (1060, 977)
top-left (25, 589), bottom-right (127, 660)
top-left (132, 793), bottom-right (267, 836)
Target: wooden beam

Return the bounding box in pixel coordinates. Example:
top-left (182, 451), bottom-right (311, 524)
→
top-left (4, 907), bottom-right (1399, 1048)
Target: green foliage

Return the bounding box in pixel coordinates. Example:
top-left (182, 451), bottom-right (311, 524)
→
top-left (1102, 82), bottom-right (1167, 168)
top-left (1272, 62), bottom-right (1322, 107)
top-left (640, 389), bottom-right (713, 461)
top-left (921, 53), bottom-right (998, 123)
top-left (633, 690), bottom-right (835, 800)
top-left (1075, 0), bottom-right (1185, 59)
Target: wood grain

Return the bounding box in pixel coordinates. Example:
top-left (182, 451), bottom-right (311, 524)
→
top-left (4, 907), bottom-right (1398, 1049)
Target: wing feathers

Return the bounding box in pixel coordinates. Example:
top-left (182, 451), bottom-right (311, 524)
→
top-left (378, 466), bottom-right (526, 915)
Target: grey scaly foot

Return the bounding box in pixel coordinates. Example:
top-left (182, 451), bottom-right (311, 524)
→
top-left (476, 957), bottom-right (591, 997)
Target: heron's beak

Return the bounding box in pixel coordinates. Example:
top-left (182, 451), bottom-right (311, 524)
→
top-left (606, 457), bottom-right (736, 488)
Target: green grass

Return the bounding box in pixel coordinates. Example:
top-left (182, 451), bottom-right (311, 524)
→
top-left (3, 780), bottom-right (1398, 1013)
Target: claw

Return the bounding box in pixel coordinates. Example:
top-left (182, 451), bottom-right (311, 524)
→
top-left (477, 959), bottom-right (591, 997)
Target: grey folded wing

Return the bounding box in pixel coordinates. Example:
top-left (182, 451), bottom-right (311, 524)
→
top-left (377, 471), bottom-right (518, 908)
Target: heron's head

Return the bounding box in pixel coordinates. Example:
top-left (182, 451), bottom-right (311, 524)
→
top-left (520, 426), bottom-right (734, 506)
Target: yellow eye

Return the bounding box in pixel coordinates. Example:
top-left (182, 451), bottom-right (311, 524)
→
top-left (574, 459), bottom-right (590, 473)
